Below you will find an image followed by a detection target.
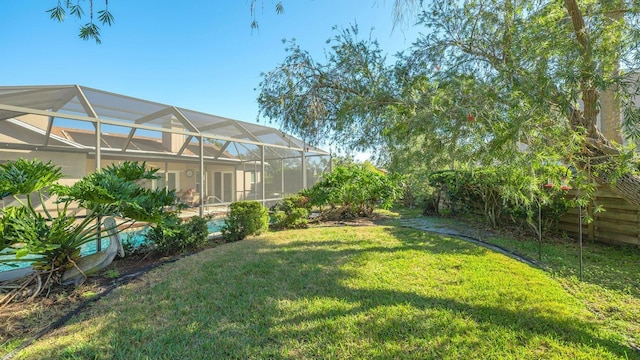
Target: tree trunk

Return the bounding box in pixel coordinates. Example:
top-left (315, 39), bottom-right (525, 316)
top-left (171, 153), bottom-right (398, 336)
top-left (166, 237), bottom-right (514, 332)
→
top-left (569, 109), bottom-right (640, 207)
top-left (565, 0), bottom-right (640, 207)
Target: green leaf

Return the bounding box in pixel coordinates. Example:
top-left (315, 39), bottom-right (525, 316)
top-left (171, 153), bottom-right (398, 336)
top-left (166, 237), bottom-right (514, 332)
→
top-left (97, 9), bottom-right (115, 26)
top-left (69, 4), bottom-right (84, 19)
top-left (79, 23), bottom-right (102, 44)
top-left (46, 5), bottom-right (66, 21)
top-left (0, 158), bottom-right (63, 196)
top-left (275, 2), bottom-right (284, 14)
top-left (15, 248), bottom-right (30, 259)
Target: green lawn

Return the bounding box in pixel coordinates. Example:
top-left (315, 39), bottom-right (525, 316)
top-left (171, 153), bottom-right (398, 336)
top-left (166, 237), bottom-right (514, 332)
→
top-left (13, 221), bottom-right (638, 359)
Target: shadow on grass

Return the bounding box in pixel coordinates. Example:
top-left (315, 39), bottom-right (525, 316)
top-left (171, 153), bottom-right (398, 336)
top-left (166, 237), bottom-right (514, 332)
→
top-left (19, 223), bottom-right (637, 359)
top-left (254, 231), bottom-right (632, 357)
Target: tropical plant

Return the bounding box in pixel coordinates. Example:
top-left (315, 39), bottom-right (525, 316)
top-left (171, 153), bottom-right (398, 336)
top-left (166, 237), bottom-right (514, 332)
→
top-left (221, 201), bottom-right (269, 242)
top-left (0, 159), bottom-right (174, 280)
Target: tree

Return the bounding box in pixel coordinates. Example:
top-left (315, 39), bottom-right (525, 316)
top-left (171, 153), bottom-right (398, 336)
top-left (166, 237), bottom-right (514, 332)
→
top-left (258, 25), bottom-right (401, 152)
top-left (302, 163), bottom-right (402, 218)
top-left (258, 0), bottom-right (640, 206)
top-left (412, 0), bottom-right (640, 204)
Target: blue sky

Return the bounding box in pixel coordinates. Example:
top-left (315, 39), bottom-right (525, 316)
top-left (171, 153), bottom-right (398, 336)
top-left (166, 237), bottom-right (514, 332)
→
top-left (0, 1), bottom-right (420, 147)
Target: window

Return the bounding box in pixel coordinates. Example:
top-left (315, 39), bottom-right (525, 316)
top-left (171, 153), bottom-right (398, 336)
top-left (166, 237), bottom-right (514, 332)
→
top-left (153, 171), bottom-right (180, 192)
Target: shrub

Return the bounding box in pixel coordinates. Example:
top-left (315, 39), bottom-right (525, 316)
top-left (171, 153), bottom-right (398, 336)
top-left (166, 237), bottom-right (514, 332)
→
top-left (121, 229), bottom-right (153, 257)
top-left (221, 201), bottom-right (269, 242)
top-left (146, 214), bottom-right (209, 255)
top-left (303, 164), bottom-right (402, 219)
top-left (271, 195), bottom-right (310, 229)
top-left (428, 164), bottom-right (573, 233)
top-left (183, 216), bottom-right (209, 247)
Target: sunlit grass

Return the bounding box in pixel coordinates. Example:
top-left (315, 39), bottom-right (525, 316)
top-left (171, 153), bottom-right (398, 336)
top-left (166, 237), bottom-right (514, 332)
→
top-left (14, 222), bottom-right (637, 359)
top-left (395, 210), bottom-right (640, 350)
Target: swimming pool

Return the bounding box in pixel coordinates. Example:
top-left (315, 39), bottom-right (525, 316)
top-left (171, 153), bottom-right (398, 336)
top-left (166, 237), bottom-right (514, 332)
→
top-left (0, 218), bottom-right (225, 273)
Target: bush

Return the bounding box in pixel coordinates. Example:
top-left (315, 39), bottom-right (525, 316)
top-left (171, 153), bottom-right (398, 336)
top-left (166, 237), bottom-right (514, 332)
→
top-left (146, 214), bottom-right (209, 255)
top-left (222, 201), bottom-right (269, 242)
top-left (303, 163), bottom-right (402, 219)
top-left (271, 195), bottom-right (310, 229)
top-left (184, 216), bottom-right (209, 246)
top-left (121, 230), bottom-right (154, 257)
top-left (428, 164), bottom-right (574, 233)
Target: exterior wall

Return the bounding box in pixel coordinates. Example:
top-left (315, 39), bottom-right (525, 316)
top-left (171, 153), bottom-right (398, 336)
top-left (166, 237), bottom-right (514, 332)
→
top-left (597, 72), bottom-right (640, 146)
top-left (13, 114), bottom-right (49, 131)
top-left (238, 169), bottom-right (249, 201)
top-left (162, 129), bottom-right (185, 153)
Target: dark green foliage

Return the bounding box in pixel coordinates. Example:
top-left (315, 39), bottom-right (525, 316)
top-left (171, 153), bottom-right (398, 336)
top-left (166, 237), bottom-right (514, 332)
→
top-left (121, 233), bottom-right (152, 257)
top-left (303, 164), bottom-right (402, 218)
top-left (0, 158), bottom-right (63, 196)
top-left (428, 164), bottom-right (573, 234)
top-left (221, 201), bottom-right (269, 242)
top-left (0, 159), bottom-right (175, 277)
top-left (56, 161), bottom-right (175, 224)
top-left (146, 214), bottom-right (209, 255)
top-left (271, 195), bottom-right (310, 229)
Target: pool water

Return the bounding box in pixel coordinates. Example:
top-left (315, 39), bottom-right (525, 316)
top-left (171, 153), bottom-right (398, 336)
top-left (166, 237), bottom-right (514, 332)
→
top-left (0, 218), bottom-right (225, 273)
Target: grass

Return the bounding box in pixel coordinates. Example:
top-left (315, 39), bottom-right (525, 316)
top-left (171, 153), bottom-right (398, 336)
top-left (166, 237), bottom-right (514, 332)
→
top-left (10, 217), bottom-right (638, 359)
top-left (391, 209), bottom-right (640, 350)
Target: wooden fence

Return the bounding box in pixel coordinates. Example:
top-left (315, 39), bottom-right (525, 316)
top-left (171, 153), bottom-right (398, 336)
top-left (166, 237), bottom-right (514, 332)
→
top-left (558, 187), bottom-right (640, 247)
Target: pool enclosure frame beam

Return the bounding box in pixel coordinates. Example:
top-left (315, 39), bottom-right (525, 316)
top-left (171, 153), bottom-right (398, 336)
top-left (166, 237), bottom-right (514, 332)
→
top-left (0, 85), bottom-right (330, 217)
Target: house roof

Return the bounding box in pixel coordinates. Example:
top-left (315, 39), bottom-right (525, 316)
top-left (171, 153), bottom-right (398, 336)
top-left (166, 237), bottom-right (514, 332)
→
top-left (49, 126), bottom-right (236, 159)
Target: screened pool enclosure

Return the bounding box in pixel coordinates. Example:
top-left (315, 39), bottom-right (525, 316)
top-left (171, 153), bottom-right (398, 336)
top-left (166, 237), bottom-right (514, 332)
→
top-left (0, 85), bottom-right (331, 215)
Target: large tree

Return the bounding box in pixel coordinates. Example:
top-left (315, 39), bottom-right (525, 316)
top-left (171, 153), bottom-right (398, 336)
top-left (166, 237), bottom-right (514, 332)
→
top-left (258, 0), bottom-right (640, 206)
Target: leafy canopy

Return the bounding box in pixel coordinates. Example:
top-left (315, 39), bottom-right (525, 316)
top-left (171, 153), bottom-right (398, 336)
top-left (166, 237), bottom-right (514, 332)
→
top-left (258, 0), bottom-right (640, 177)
